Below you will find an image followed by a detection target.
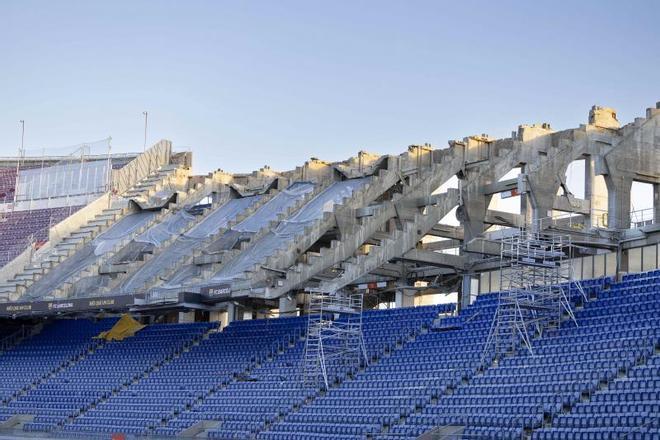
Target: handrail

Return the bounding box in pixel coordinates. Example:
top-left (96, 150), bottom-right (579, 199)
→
top-left (618, 415), bottom-right (660, 439)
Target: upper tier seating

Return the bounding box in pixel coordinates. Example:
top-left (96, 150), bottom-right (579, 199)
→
top-left (0, 167), bottom-right (17, 203)
top-left (0, 206), bottom-right (83, 268)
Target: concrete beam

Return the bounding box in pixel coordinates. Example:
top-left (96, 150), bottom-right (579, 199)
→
top-left (481, 178), bottom-right (518, 196)
top-left (421, 239), bottom-right (461, 251)
top-left (484, 210), bottom-right (524, 228)
top-left (553, 195), bottom-right (591, 215)
top-left (463, 238), bottom-right (501, 256)
top-left (427, 225), bottom-right (464, 240)
top-left (398, 249), bottom-right (465, 269)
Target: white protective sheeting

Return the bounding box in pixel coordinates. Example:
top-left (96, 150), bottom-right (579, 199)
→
top-left (209, 178), bottom-right (368, 283)
top-left (132, 189), bottom-right (177, 209)
top-left (119, 195), bottom-right (262, 293)
top-left (92, 211), bottom-right (157, 256)
top-left (158, 181), bottom-right (315, 288)
top-left (135, 209), bottom-right (197, 247)
top-left (22, 210), bottom-right (156, 299)
top-left (233, 182), bottom-right (314, 233)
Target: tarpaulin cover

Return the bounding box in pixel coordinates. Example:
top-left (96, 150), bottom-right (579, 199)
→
top-left (232, 182), bottom-right (314, 233)
top-left (69, 274), bottom-right (111, 298)
top-left (209, 178), bottom-right (368, 283)
top-left (203, 182), bottom-right (314, 254)
top-left (136, 209), bottom-right (196, 247)
top-left (21, 211), bottom-right (156, 300)
top-left (92, 211), bottom-right (157, 256)
top-left (131, 189), bottom-right (177, 209)
top-left (95, 314), bottom-right (145, 341)
top-left (109, 209), bottom-right (198, 265)
top-left (158, 181), bottom-right (315, 289)
top-left (119, 195), bottom-right (261, 293)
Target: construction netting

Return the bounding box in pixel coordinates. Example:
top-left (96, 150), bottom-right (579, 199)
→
top-left (13, 138), bottom-right (117, 210)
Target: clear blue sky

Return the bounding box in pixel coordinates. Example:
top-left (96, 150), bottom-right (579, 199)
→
top-left (1, 0), bottom-right (658, 174)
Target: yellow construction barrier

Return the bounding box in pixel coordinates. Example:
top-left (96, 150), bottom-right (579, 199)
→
top-left (95, 314), bottom-right (146, 341)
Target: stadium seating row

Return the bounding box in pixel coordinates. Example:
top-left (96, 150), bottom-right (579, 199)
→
top-left (0, 206), bottom-right (83, 268)
top-left (0, 271), bottom-right (657, 439)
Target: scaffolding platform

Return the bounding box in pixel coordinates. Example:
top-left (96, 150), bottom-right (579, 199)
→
top-left (302, 289), bottom-right (368, 390)
top-left (483, 226), bottom-right (585, 362)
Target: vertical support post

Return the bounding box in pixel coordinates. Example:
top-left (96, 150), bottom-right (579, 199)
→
top-left (653, 183), bottom-right (660, 225)
top-left (14, 120), bottom-right (25, 207)
top-left (226, 302), bottom-right (236, 324)
top-left (279, 295), bottom-right (298, 316)
top-left (395, 287), bottom-right (415, 308)
top-left (606, 174), bottom-right (632, 229)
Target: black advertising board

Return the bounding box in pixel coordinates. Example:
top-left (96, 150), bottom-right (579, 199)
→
top-left (0, 295), bottom-right (134, 318)
top-left (199, 284), bottom-right (232, 301)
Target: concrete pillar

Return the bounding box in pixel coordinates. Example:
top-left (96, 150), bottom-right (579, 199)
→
top-left (279, 295), bottom-right (298, 317)
top-left (457, 171), bottom-right (492, 312)
top-left (209, 311), bottom-right (223, 322)
top-left (458, 275), bottom-right (480, 312)
top-left (395, 288), bottom-right (415, 308)
top-left (226, 302), bottom-right (236, 324)
top-left (606, 175), bottom-right (632, 229)
top-left (654, 184), bottom-right (660, 224)
top-left (525, 172), bottom-right (561, 230)
top-left (459, 276), bottom-right (472, 312)
top-left (585, 158), bottom-right (609, 227)
top-left (178, 311), bottom-right (195, 323)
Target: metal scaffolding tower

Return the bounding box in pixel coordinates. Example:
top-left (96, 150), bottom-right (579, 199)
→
top-left (483, 226), bottom-right (584, 361)
top-left (302, 289), bottom-right (368, 390)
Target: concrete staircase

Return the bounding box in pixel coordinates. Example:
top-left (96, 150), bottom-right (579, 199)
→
top-left (0, 205), bottom-right (126, 299)
top-left (108, 180), bottom-right (287, 297)
top-left (0, 165), bottom-right (186, 301)
top-left (122, 164), bottom-right (187, 200)
top-left (173, 180), bottom-right (336, 290)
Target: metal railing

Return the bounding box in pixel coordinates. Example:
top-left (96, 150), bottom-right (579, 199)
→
top-left (629, 208), bottom-right (655, 229)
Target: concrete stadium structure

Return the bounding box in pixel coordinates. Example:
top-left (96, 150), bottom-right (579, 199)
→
top-left (0, 103), bottom-right (657, 439)
top-left (0, 102), bottom-right (657, 320)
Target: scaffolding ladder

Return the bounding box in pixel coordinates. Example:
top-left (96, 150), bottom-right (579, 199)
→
top-left (483, 226), bottom-right (585, 362)
top-left (302, 289), bottom-right (368, 390)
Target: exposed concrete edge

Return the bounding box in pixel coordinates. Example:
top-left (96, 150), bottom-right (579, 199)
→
top-left (47, 193), bottom-right (113, 246)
